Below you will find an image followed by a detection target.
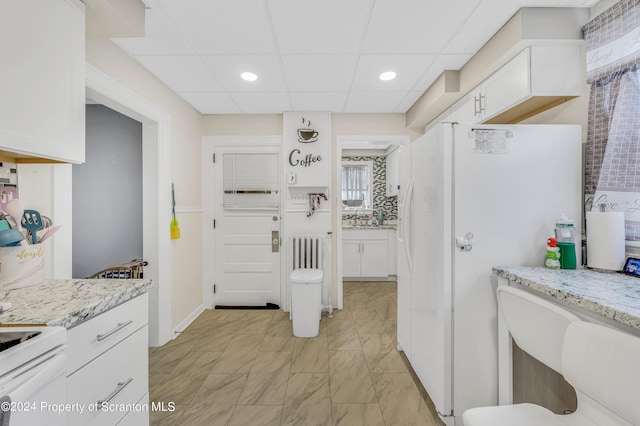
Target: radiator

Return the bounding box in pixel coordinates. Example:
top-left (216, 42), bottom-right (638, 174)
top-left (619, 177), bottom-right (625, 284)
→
top-left (291, 234), bottom-right (324, 270)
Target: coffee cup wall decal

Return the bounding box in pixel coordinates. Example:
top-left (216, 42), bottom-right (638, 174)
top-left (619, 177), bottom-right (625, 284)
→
top-left (297, 117), bottom-right (319, 142)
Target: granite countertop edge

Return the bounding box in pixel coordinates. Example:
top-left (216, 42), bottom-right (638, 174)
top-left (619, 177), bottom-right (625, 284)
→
top-left (0, 278), bottom-right (154, 329)
top-left (493, 266), bottom-right (640, 331)
top-left (342, 224), bottom-right (398, 230)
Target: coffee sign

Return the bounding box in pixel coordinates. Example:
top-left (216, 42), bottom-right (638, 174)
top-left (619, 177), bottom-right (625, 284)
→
top-left (289, 116), bottom-right (322, 167)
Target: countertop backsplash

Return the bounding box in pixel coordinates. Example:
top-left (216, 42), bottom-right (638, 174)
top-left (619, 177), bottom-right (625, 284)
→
top-left (342, 155), bottom-right (397, 221)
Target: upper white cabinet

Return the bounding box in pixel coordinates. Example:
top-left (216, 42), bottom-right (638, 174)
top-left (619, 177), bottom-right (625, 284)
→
top-left (0, 0), bottom-right (85, 163)
top-left (386, 149), bottom-right (399, 197)
top-left (452, 44), bottom-right (584, 125)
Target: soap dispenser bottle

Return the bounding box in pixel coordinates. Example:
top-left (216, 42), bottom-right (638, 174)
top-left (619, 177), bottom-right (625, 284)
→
top-left (545, 238), bottom-right (561, 269)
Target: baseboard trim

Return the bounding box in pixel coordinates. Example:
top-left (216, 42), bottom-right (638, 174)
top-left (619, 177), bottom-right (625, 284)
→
top-left (172, 304), bottom-right (206, 337)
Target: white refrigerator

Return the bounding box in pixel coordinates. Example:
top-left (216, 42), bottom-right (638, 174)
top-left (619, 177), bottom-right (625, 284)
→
top-left (398, 122), bottom-right (582, 426)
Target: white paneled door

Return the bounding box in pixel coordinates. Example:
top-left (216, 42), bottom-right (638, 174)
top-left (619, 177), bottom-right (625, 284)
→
top-left (212, 147), bottom-right (281, 307)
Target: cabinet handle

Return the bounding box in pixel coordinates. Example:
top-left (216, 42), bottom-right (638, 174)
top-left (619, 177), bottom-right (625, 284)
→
top-left (474, 95), bottom-right (479, 116)
top-left (479, 93), bottom-right (486, 114)
top-left (96, 377), bottom-right (133, 408)
top-left (96, 320), bottom-right (133, 341)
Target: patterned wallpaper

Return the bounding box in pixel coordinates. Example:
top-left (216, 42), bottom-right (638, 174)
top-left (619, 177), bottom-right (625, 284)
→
top-left (342, 155), bottom-right (398, 220)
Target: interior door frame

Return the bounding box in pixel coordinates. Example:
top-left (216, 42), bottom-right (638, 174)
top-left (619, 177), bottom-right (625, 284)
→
top-left (335, 134), bottom-right (410, 309)
top-left (201, 136), bottom-right (284, 309)
top-left (86, 63), bottom-right (172, 347)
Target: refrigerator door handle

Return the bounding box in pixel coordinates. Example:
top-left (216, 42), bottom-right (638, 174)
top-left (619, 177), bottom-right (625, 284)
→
top-left (403, 179), bottom-right (414, 272)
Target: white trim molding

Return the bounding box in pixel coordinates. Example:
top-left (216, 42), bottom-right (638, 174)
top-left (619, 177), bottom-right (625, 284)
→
top-left (86, 63), bottom-right (173, 347)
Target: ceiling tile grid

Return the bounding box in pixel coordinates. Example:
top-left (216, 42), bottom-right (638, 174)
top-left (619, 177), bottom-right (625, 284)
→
top-left (112, 0), bottom-right (599, 114)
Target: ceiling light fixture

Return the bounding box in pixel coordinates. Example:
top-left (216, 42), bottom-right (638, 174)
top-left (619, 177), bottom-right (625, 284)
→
top-left (379, 71), bottom-right (396, 81)
top-left (241, 72), bottom-right (258, 82)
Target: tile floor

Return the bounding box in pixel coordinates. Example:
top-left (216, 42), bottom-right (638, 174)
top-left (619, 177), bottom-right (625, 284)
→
top-left (148, 281), bottom-right (443, 425)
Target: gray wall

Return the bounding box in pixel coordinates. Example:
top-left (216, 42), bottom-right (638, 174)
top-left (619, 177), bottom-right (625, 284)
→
top-left (72, 105), bottom-right (142, 278)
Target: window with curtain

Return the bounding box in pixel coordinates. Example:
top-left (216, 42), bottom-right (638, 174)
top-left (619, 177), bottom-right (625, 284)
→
top-left (341, 161), bottom-right (372, 211)
top-left (584, 0), bottom-right (640, 240)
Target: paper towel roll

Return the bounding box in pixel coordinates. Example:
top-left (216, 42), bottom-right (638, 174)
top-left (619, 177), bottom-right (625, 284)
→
top-left (586, 211), bottom-right (625, 270)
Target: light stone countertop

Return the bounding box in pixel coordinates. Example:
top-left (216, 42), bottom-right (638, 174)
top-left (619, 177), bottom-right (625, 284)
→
top-left (0, 278), bottom-right (153, 328)
top-left (493, 266), bottom-right (640, 331)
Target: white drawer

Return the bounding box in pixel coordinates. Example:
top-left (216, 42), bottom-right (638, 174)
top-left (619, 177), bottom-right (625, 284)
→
top-left (67, 325), bottom-right (149, 426)
top-left (67, 294), bottom-right (148, 375)
top-left (343, 229), bottom-right (388, 240)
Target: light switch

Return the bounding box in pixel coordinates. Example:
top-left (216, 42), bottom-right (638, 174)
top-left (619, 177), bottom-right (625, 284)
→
top-left (288, 172), bottom-right (296, 185)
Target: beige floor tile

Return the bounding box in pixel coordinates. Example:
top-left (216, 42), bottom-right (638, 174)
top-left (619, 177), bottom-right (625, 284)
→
top-left (372, 373), bottom-right (437, 426)
top-left (151, 351), bottom-right (222, 405)
top-left (211, 334), bottom-right (263, 374)
top-left (150, 403), bottom-right (188, 426)
top-left (149, 340), bottom-right (195, 374)
top-left (332, 403), bottom-right (385, 426)
top-left (326, 318), bottom-right (357, 335)
top-left (359, 334), bottom-right (407, 374)
top-left (148, 284), bottom-right (441, 426)
top-left (352, 310), bottom-right (387, 334)
top-left (343, 293), bottom-right (372, 310)
top-left (328, 351), bottom-right (377, 403)
top-left (227, 405), bottom-right (283, 426)
top-left (237, 351), bottom-right (292, 405)
top-left (261, 334), bottom-right (296, 352)
top-left (281, 373), bottom-right (332, 426)
top-left (191, 327), bottom-right (237, 352)
top-left (180, 373), bottom-right (247, 426)
top-left (328, 331), bottom-right (362, 351)
top-left (291, 335), bottom-right (329, 373)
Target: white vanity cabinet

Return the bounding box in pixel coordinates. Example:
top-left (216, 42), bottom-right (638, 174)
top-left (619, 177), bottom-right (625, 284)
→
top-left (343, 229), bottom-right (390, 278)
top-left (451, 44), bottom-right (583, 124)
top-left (66, 294), bottom-right (149, 426)
top-left (0, 0), bottom-right (85, 163)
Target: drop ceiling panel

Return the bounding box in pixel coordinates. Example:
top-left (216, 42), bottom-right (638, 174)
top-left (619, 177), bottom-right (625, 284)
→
top-left (282, 55), bottom-right (358, 91)
top-left (268, 0), bottom-right (373, 54)
top-left (345, 92), bottom-right (409, 113)
top-left (178, 92), bottom-right (242, 114)
top-left (113, 8), bottom-right (192, 55)
top-left (134, 55), bottom-right (223, 92)
top-left (202, 55), bottom-right (287, 92)
top-left (361, 0), bottom-right (481, 54)
top-left (290, 92), bottom-right (349, 112)
top-left (156, 0), bottom-right (276, 54)
top-left (444, 0), bottom-right (518, 55)
top-left (229, 92), bottom-right (292, 114)
top-left (351, 55), bottom-right (437, 91)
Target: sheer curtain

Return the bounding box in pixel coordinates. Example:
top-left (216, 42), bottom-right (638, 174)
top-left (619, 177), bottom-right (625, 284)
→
top-left (584, 0), bottom-right (640, 240)
top-left (342, 164), bottom-right (370, 208)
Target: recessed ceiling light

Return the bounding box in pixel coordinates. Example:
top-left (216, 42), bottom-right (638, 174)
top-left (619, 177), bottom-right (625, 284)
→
top-left (241, 72), bottom-right (258, 82)
top-left (379, 71), bottom-right (396, 81)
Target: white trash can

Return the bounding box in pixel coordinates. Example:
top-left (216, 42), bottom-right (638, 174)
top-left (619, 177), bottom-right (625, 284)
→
top-left (290, 268), bottom-right (323, 338)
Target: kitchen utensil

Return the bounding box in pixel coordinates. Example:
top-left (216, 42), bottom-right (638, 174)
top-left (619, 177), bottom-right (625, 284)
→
top-left (22, 210), bottom-right (43, 244)
top-left (0, 229), bottom-right (25, 247)
top-left (38, 225), bottom-right (61, 243)
top-left (0, 187), bottom-right (18, 213)
top-left (5, 199), bottom-right (27, 246)
top-left (170, 183), bottom-right (180, 240)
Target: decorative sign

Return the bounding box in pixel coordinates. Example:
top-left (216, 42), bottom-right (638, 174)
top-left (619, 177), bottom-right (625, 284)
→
top-left (284, 112), bottom-right (330, 188)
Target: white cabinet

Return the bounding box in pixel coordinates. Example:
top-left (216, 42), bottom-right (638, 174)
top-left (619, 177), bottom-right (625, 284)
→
top-left (66, 295), bottom-right (149, 426)
top-left (0, 0), bottom-right (85, 163)
top-left (343, 229), bottom-right (389, 278)
top-left (451, 44), bottom-right (583, 124)
top-left (386, 150), bottom-right (399, 197)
